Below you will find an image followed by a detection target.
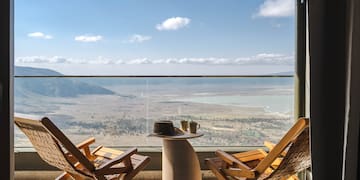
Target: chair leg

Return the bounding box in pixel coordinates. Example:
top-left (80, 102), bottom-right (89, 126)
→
top-left (56, 172), bottom-right (85, 180)
top-left (55, 172), bottom-right (72, 180)
top-left (121, 156), bottom-right (151, 180)
top-left (94, 175), bottom-right (107, 180)
top-left (205, 159), bottom-right (228, 180)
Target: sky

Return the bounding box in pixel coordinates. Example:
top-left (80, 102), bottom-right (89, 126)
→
top-left (14, 0), bottom-right (295, 75)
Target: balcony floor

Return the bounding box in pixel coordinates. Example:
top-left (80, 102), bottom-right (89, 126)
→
top-left (15, 170), bottom-right (217, 180)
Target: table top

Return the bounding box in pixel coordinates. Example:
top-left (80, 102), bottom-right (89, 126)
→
top-left (149, 128), bottom-right (203, 140)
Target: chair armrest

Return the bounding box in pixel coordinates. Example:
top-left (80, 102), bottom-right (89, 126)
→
top-left (232, 149), bottom-right (267, 162)
top-left (76, 137), bottom-right (95, 149)
top-left (76, 137), bottom-right (95, 159)
top-left (97, 147), bottom-right (137, 170)
top-left (64, 137), bottom-right (96, 164)
top-left (223, 167), bottom-right (256, 179)
top-left (215, 150), bottom-right (252, 170)
top-left (264, 141), bottom-right (287, 157)
top-left (264, 141), bottom-right (275, 150)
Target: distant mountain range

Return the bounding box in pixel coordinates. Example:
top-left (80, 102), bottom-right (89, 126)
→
top-left (15, 66), bottom-right (115, 97)
top-left (15, 66), bottom-right (63, 76)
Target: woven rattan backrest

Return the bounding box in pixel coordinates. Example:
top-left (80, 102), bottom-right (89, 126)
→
top-left (265, 127), bottom-right (311, 180)
top-left (15, 116), bottom-right (80, 175)
top-left (15, 115), bottom-right (94, 176)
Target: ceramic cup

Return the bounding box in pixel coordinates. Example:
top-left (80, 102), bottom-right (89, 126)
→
top-left (189, 121), bottom-right (200, 134)
top-left (180, 120), bottom-right (188, 131)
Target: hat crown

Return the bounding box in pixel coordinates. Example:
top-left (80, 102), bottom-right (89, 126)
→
top-left (153, 120), bottom-right (175, 136)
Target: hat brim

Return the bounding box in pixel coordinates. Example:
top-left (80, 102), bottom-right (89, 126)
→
top-left (148, 127), bottom-right (184, 137)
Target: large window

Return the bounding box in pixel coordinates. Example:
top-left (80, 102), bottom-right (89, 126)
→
top-left (14, 0), bottom-right (295, 148)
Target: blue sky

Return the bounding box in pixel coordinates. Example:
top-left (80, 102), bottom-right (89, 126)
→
top-left (15, 0), bottom-right (295, 75)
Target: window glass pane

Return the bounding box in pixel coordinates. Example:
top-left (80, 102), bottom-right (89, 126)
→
top-left (14, 0), bottom-right (295, 148)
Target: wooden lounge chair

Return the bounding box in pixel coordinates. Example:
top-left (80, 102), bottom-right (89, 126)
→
top-left (15, 114), bottom-right (151, 180)
top-left (205, 117), bottom-right (310, 180)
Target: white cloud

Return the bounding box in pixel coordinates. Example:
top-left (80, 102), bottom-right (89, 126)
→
top-left (16, 56), bottom-right (70, 64)
top-left (127, 34), bottom-right (152, 43)
top-left (125, 54), bottom-right (293, 65)
top-left (75, 35), bottom-right (102, 42)
top-left (15, 56), bottom-right (121, 65)
top-left (234, 53), bottom-right (294, 65)
top-left (126, 58), bottom-right (153, 64)
top-left (27, 32), bottom-right (53, 39)
top-left (256, 0), bottom-right (295, 17)
top-left (156, 17), bottom-right (191, 31)
top-left (15, 53), bottom-right (294, 66)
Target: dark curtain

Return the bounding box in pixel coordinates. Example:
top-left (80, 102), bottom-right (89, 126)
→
top-left (0, 0), bottom-right (13, 179)
top-left (309, 0), bottom-right (360, 179)
top-left (343, 0), bottom-right (360, 179)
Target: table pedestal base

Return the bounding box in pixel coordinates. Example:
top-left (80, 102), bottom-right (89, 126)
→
top-left (162, 139), bottom-right (201, 180)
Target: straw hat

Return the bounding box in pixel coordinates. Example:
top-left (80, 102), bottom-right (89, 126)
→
top-left (149, 120), bottom-right (184, 137)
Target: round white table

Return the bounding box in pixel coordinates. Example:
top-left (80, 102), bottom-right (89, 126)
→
top-left (151, 131), bottom-right (203, 180)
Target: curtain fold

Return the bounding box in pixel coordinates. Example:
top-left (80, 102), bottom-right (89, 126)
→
top-left (343, 0), bottom-right (360, 179)
top-left (309, 0), bottom-right (360, 179)
top-left (309, 0), bottom-right (347, 179)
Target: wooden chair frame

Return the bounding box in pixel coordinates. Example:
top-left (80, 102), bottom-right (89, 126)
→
top-left (15, 115), bottom-right (150, 180)
top-left (206, 117), bottom-right (310, 180)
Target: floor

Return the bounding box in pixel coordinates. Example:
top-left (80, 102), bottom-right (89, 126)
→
top-left (15, 170), bottom-right (218, 180)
